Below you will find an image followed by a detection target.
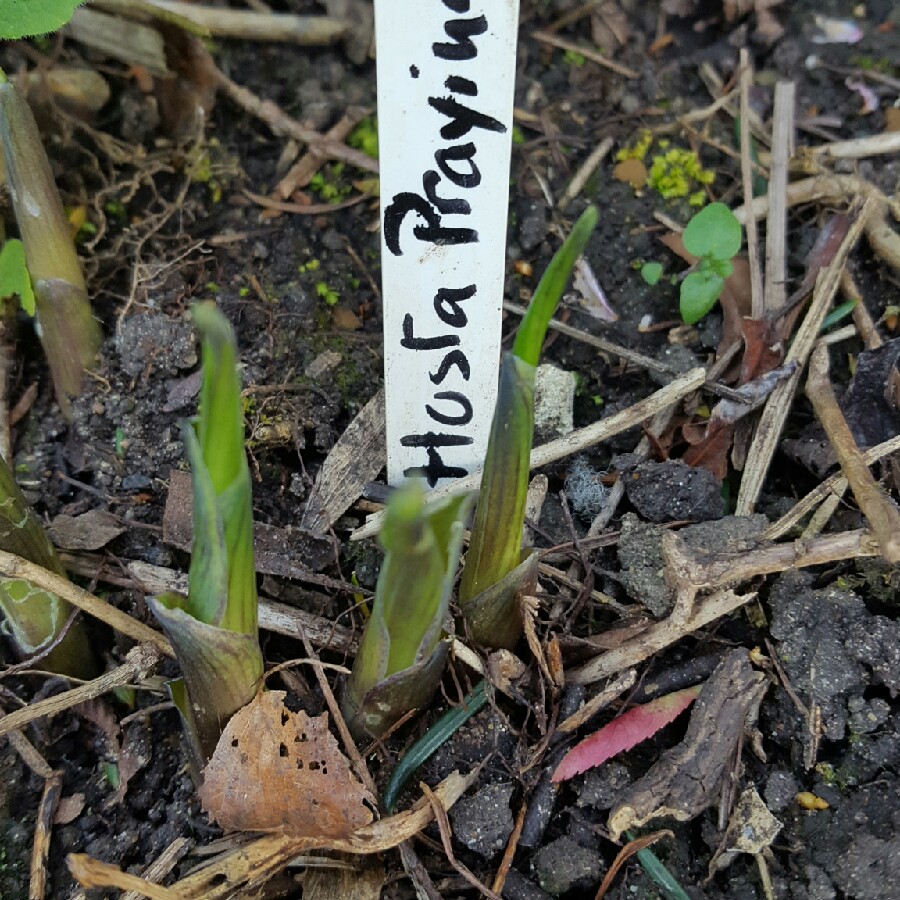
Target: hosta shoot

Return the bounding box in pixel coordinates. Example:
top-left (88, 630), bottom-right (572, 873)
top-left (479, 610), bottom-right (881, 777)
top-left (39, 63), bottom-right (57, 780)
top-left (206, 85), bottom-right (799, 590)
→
top-left (458, 206), bottom-right (598, 648)
top-left (0, 72), bottom-right (101, 417)
top-left (0, 456), bottom-right (95, 678)
top-left (343, 482), bottom-right (473, 739)
top-left (149, 304), bottom-right (263, 763)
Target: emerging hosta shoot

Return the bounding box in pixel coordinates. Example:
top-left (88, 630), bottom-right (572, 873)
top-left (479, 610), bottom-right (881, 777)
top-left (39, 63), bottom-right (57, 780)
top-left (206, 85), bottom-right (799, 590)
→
top-left (458, 206), bottom-right (598, 648)
top-left (343, 482), bottom-right (473, 739)
top-left (149, 304), bottom-right (263, 763)
top-left (0, 456), bottom-right (95, 678)
top-left (0, 73), bottom-right (101, 417)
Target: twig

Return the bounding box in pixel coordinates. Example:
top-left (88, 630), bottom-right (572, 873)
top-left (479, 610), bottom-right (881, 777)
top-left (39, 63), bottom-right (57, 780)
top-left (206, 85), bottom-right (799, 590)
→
top-left (242, 189), bottom-right (369, 216)
top-left (557, 668), bottom-right (636, 733)
top-left (739, 51), bottom-right (764, 319)
top-left (96, 0), bottom-right (348, 44)
top-left (30, 773), bottom-right (62, 900)
top-left (570, 528), bottom-right (880, 684)
top-left (276, 107), bottom-right (369, 198)
top-left (532, 30), bottom-right (638, 79)
top-left (67, 856), bottom-right (182, 900)
top-left (557, 137), bottom-right (614, 210)
top-left (760, 434), bottom-right (900, 540)
top-left (5, 728), bottom-right (54, 778)
top-left (841, 270), bottom-right (883, 350)
top-left (805, 344), bottom-right (900, 562)
top-left (61, 555), bottom-right (360, 653)
top-left (121, 838), bottom-right (193, 900)
top-left (491, 801), bottom-right (527, 896)
top-left (805, 132), bottom-right (900, 161)
top-left (764, 82), bottom-right (794, 313)
top-left (0, 550), bottom-right (172, 655)
top-left (735, 199), bottom-right (869, 515)
top-left (504, 302), bottom-right (745, 401)
top-left (352, 368), bottom-right (707, 540)
top-left (0, 644), bottom-right (162, 739)
top-left (211, 67), bottom-right (379, 174)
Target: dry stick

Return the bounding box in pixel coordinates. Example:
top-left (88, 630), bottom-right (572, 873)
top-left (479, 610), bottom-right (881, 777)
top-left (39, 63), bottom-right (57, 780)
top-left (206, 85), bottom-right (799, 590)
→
top-left (761, 434), bottom-right (900, 540)
top-left (0, 644), bottom-right (162, 739)
top-left (120, 838), bottom-right (193, 900)
top-left (739, 51), bottom-right (765, 319)
top-left (806, 344), bottom-right (900, 562)
top-left (532, 30), bottom-right (639, 79)
top-left (806, 131), bottom-right (900, 161)
top-left (352, 367), bottom-right (708, 540)
top-left (211, 68), bottom-right (379, 175)
top-left (764, 82), bottom-right (794, 314)
top-left (733, 176), bottom-right (900, 273)
top-left (276, 107), bottom-right (369, 198)
top-left (97, 0), bottom-right (348, 44)
top-left (64, 557), bottom-right (359, 654)
top-left (5, 728), bottom-right (54, 779)
top-left (505, 301), bottom-right (746, 401)
top-left (0, 550), bottom-right (172, 656)
top-left (841, 270), bottom-right (883, 350)
top-left (67, 856), bottom-right (182, 900)
top-left (30, 773), bottom-right (62, 900)
top-left (570, 528), bottom-right (880, 685)
top-left (557, 136), bottom-right (614, 210)
top-left (735, 199), bottom-right (870, 515)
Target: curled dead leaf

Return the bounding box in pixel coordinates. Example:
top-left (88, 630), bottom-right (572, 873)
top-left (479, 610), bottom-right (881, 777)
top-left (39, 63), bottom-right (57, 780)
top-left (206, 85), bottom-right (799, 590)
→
top-left (199, 691), bottom-right (375, 837)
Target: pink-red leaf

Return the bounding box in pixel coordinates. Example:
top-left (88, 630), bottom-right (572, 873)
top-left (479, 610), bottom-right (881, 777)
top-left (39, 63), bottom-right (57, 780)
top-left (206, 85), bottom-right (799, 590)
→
top-left (552, 685), bottom-right (701, 783)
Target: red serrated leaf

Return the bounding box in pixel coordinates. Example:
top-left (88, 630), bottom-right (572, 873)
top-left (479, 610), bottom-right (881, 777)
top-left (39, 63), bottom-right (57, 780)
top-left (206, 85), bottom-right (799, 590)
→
top-left (552, 685), bottom-right (701, 783)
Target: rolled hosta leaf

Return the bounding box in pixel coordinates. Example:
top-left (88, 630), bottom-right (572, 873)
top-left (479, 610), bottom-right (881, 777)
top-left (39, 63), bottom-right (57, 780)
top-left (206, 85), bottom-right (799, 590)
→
top-left (458, 552), bottom-right (538, 650)
top-left (0, 455), bottom-right (94, 678)
top-left (0, 74), bottom-right (100, 416)
top-left (150, 304), bottom-right (262, 763)
top-left (148, 593), bottom-right (264, 762)
top-left (458, 207), bottom-right (597, 647)
top-left (343, 483), bottom-right (473, 739)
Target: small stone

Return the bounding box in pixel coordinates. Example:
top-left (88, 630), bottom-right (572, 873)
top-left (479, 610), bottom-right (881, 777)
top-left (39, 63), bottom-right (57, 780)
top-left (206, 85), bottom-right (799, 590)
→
top-left (764, 770), bottom-right (799, 814)
top-left (532, 835), bottom-right (604, 896)
top-left (577, 762), bottom-right (632, 810)
top-left (624, 459), bottom-right (724, 523)
top-left (449, 782), bottom-right (515, 858)
top-left (534, 365), bottom-right (576, 442)
top-left (122, 474), bottom-right (152, 491)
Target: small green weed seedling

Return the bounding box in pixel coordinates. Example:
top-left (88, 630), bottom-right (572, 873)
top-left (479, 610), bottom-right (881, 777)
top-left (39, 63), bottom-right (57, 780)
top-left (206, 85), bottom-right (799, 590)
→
top-left (149, 303), bottom-right (263, 764)
top-left (641, 202), bottom-right (742, 325)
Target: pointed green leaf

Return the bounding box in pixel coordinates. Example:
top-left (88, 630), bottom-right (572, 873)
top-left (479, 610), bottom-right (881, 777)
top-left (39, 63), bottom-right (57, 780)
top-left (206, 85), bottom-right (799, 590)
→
top-left (513, 207), bottom-right (598, 366)
top-left (182, 422), bottom-right (229, 627)
top-left (459, 353), bottom-right (534, 609)
top-left (0, 1), bottom-right (86, 38)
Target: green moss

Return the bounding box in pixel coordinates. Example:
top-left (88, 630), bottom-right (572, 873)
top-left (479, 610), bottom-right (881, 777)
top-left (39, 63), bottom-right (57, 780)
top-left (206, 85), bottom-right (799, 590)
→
top-left (315, 281), bottom-right (340, 306)
top-left (310, 164), bottom-right (352, 202)
top-left (348, 116), bottom-right (379, 159)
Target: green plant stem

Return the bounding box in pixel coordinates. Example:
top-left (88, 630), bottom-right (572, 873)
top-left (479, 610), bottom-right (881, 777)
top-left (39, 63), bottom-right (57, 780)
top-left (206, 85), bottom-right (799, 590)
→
top-left (0, 75), bottom-right (100, 416)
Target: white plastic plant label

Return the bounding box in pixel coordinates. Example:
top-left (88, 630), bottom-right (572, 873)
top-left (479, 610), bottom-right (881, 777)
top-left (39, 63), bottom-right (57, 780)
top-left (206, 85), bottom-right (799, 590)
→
top-left (376, 0), bottom-right (520, 486)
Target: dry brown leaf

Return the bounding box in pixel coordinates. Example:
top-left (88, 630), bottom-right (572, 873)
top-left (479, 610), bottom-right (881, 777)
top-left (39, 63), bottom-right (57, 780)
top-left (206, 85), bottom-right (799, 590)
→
top-left (48, 509), bottom-right (126, 551)
top-left (199, 691), bottom-right (375, 837)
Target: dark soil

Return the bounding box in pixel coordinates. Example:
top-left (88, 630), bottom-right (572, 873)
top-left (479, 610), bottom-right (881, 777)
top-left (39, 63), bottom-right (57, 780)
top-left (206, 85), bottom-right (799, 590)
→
top-left (1, 1), bottom-right (899, 898)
